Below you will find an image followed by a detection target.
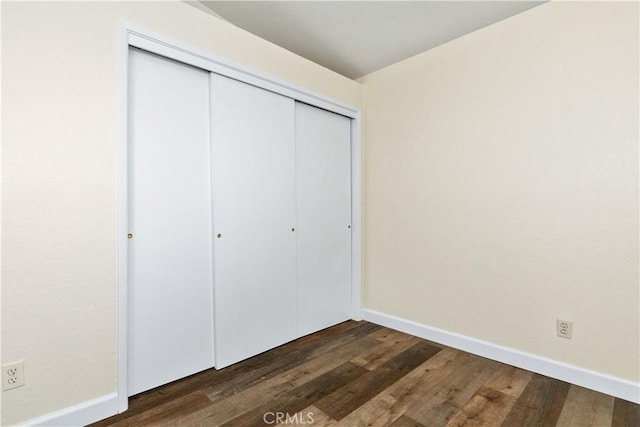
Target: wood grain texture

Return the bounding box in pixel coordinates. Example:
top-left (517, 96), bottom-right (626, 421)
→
top-left (171, 337), bottom-right (380, 426)
top-left (389, 415), bottom-right (425, 427)
top-left (445, 386), bottom-right (516, 427)
top-left (501, 374), bottom-right (571, 427)
top-left (612, 397), bottom-right (640, 427)
top-left (314, 341), bottom-right (441, 420)
top-left (555, 385), bottom-right (615, 427)
top-left (101, 391), bottom-right (211, 427)
top-left (93, 321), bottom-right (639, 427)
top-left (405, 354), bottom-right (500, 426)
top-left (351, 330), bottom-right (421, 370)
top-left (336, 348), bottom-right (464, 427)
top-left (222, 362), bottom-right (369, 427)
top-left (483, 365), bottom-right (533, 398)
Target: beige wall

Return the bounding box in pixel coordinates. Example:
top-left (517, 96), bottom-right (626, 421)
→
top-left (361, 0), bottom-right (639, 383)
top-left (3, 0), bottom-right (639, 424)
top-left (1, 1), bottom-right (361, 424)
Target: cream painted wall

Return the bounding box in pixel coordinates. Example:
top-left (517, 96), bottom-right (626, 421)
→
top-left (361, 0), bottom-right (639, 383)
top-left (1, 1), bottom-right (361, 424)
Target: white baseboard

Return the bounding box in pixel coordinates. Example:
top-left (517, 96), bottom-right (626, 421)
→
top-left (363, 309), bottom-right (640, 404)
top-left (20, 393), bottom-right (118, 427)
top-left (10, 310), bottom-right (639, 425)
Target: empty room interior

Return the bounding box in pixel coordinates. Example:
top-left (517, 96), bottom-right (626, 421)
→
top-left (2, 0), bottom-right (639, 426)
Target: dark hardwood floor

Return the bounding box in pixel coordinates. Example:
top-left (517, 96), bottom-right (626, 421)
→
top-left (92, 321), bottom-right (639, 426)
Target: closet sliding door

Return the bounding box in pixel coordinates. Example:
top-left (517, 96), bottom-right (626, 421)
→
top-left (211, 75), bottom-right (298, 368)
top-left (128, 48), bottom-right (214, 396)
top-left (296, 103), bottom-right (352, 336)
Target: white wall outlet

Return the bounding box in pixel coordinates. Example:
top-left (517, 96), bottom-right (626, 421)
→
top-left (3, 360), bottom-right (25, 391)
top-left (557, 319), bottom-right (573, 339)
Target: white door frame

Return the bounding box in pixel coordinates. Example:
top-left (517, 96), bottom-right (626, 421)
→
top-left (117, 22), bottom-right (362, 412)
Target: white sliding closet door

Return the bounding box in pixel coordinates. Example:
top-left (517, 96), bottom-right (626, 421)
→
top-left (128, 48), bottom-right (214, 396)
top-left (295, 103), bottom-right (352, 336)
top-left (211, 74), bottom-right (297, 368)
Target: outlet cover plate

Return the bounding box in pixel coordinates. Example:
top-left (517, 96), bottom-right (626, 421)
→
top-left (3, 360), bottom-right (25, 391)
top-left (557, 319), bottom-right (573, 339)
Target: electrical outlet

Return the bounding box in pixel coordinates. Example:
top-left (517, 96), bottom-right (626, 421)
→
top-left (3, 360), bottom-right (25, 391)
top-left (557, 319), bottom-right (573, 339)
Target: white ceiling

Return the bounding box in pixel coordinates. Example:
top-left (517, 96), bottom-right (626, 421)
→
top-left (198, 1), bottom-right (545, 79)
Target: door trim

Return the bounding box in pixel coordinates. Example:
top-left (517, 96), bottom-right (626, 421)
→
top-left (117, 21), bottom-right (362, 412)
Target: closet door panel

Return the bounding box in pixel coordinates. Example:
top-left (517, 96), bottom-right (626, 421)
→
top-left (296, 102), bottom-right (352, 336)
top-left (128, 48), bottom-right (214, 396)
top-left (211, 75), bottom-right (297, 368)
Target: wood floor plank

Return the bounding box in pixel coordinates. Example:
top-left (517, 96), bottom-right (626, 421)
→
top-left (389, 414), bottom-right (426, 427)
top-left (281, 406), bottom-right (337, 427)
top-left (612, 397), bottom-right (640, 427)
top-left (555, 385), bottom-right (615, 427)
top-left (500, 374), bottom-right (571, 427)
top-left (369, 328), bottom-right (417, 343)
top-left (351, 330), bottom-right (421, 370)
top-left (93, 321), bottom-right (639, 427)
top-left (405, 354), bottom-right (501, 427)
top-left (221, 362), bottom-right (369, 427)
top-left (204, 335), bottom-right (379, 401)
top-left (204, 321), bottom-right (381, 404)
top-left (171, 335), bottom-right (380, 426)
top-left (91, 320), bottom-right (367, 426)
top-left (445, 386), bottom-right (516, 427)
top-left (483, 364), bottom-right (533, 398)
top-left (336, 348), bottom-right (464, 427)
top-left (98, 391), bottom-right (211, 427)
top-left (314, 341), bottom-right (442, 420)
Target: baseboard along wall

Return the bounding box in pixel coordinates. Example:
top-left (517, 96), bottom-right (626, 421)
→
top-left (20, 393), bottom-right (118, 427)
top-left (362, 309), bottom-right (640, 404)
top-left (17, 310), bottom-right (639, 426)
